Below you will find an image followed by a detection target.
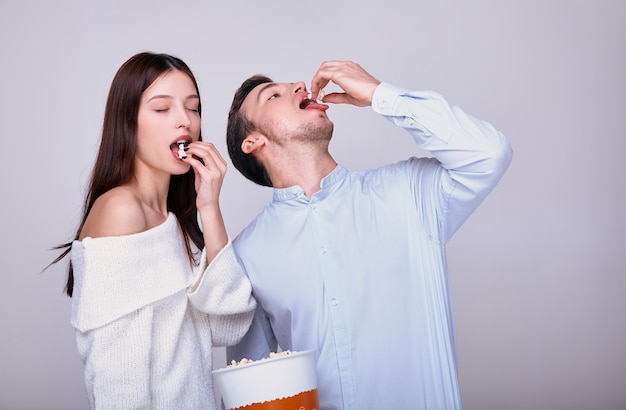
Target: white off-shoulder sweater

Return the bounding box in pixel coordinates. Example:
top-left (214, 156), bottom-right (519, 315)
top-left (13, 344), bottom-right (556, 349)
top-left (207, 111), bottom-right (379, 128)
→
top-left (70, 213), bottom-right (256, 410)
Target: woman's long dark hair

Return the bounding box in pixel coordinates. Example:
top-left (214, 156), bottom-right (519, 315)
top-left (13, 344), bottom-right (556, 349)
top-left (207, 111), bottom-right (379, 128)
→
top-left (49, 52), bottom-right (204, 297)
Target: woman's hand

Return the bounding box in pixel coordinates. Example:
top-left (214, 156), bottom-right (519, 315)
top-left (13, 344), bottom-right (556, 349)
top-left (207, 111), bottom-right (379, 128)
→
top-left (183, 141), bottom-right (227, 211)
top-left (183, 141), bottom-right (229, 260)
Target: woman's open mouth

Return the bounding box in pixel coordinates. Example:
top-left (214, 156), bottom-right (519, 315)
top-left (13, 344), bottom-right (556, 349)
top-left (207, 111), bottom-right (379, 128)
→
top-left (171, 140), bottom-right (190, 159)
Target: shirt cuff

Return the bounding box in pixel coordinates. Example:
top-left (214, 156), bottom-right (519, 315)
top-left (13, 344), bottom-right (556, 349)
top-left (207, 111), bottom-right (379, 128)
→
top-left (372, 82), bottom-right (454, 144)
top-left (371, 82), bottom-right (404, 116)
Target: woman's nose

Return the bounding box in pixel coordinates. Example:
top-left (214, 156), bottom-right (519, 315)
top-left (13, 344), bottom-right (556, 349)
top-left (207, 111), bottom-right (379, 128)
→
top-left (176, 107), bottom-right (191, 129)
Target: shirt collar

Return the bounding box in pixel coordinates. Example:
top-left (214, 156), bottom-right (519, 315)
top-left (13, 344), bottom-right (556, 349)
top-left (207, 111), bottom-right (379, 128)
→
top-left (272, 165), bottom-right (348, 203)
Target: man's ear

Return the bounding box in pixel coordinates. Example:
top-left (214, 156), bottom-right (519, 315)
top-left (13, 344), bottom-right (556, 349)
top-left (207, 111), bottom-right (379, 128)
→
top-left (241, 132), bottom-right (265, 154)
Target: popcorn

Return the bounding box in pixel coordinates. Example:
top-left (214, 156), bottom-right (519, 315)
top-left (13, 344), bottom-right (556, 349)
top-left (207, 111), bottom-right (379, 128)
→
top-left (176, 140), bottom-right (189, 159)
top-left (229, 350), bottom-right (293, 367)
top-left (307, 90), bottom-right (325, 102)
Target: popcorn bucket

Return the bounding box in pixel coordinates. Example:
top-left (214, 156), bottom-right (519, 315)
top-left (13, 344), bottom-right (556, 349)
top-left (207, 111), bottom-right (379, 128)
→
top-left (212, 350), bottom-right (319, 410)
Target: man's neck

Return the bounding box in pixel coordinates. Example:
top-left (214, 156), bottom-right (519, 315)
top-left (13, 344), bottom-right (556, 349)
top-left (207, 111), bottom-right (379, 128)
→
top-left (269, 152), bottom-right (337, 199)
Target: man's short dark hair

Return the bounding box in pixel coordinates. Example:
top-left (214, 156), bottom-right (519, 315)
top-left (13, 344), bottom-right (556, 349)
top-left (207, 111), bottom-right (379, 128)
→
top-left (226, 75), bottom-right (273, 187)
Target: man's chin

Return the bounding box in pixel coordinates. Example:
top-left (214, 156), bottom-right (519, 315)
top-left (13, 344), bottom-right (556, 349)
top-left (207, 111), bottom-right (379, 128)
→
top-left (303, 120), bottom-right (333, 142)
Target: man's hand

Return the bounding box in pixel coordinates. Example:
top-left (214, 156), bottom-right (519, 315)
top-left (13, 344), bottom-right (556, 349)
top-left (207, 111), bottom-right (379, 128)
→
top-left (310, 60), bottom-right (381, 107)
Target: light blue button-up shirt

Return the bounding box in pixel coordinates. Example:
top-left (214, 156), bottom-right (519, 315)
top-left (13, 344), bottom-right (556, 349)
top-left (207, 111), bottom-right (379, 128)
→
top-left (229, 83), bottom-right (513, 410)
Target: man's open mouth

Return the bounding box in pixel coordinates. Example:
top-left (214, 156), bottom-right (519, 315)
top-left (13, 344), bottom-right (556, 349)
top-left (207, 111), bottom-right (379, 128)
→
top-left (299, 98), bottom-right (315, 110)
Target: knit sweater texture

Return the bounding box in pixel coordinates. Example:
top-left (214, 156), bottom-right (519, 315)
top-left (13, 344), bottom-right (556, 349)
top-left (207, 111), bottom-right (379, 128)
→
top-left (70, 213), bottom-right (256, 409)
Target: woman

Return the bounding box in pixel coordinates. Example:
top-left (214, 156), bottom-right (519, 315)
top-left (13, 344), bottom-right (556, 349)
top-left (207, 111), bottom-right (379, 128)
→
top-left (50, 52), bottom-right (256, 409)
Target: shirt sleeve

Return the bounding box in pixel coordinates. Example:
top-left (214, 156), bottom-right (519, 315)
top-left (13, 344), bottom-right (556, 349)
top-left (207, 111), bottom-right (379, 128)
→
top-left (188, 241), bottom-right (257, 346)
top-left (226, 305), bottom-right (277, 363)
top-left (371, 82), bottom-right (513, 240)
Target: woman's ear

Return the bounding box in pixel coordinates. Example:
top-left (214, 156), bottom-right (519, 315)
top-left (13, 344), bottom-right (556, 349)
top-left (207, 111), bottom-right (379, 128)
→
top-left (241, 132), bottom-right (265, 154)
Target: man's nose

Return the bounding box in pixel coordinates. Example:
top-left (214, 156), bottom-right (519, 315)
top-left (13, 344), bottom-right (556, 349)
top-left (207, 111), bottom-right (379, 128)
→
top-left (292, 81), bottom-right (307, 94)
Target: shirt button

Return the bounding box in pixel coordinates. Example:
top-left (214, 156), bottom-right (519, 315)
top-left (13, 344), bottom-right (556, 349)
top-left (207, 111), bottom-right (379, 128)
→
top-left (320, 247), bottom-right (327, 254)
top-left (331, 298), bottom-right (339, 306)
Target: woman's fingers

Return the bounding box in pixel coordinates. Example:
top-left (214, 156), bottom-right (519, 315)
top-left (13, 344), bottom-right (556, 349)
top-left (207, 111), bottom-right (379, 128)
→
top-left (185, 142), bottom-right (226, 174)
top-left (182, 141), bottom-right (227, 208)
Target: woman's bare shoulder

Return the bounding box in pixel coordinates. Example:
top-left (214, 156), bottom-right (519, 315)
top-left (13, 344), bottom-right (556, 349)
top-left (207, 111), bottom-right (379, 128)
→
top-left (79, 186), bottom-right (147, 240)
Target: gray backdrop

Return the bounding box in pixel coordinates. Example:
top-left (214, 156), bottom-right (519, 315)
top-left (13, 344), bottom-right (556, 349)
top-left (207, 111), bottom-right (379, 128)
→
top-left (1, 0), bottom-right (624, 409)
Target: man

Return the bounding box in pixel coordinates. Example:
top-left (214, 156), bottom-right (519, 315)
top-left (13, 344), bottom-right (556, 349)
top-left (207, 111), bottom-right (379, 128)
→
top-left (225, 60), bottom-right (512, 409)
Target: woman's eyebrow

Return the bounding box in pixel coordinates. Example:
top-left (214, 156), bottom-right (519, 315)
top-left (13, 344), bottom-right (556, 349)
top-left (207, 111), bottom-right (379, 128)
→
top-left (147, 94), bottom-right (173, 102)
top-left (146, 94), bottom-right (199, 102)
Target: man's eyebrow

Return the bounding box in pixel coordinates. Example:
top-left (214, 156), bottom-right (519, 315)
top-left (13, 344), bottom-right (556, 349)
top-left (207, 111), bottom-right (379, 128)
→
top-left (256, 82), bottom-right (278, 103)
